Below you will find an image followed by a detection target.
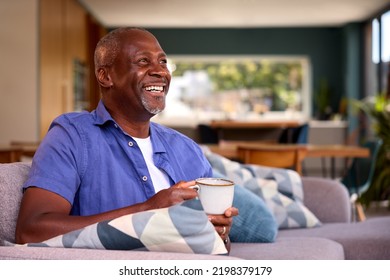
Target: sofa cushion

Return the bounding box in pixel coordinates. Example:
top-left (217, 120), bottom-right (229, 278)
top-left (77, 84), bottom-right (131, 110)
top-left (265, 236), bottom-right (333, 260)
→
top-left (203, 148), bottom-right (321, 229)
top-left (0, 246), bottom-right (240, 260)
top-left (277, 217), bottom-right (390, 259)
top-left (0, 162), bottom-right (31, 244)
top-left (12, 199), bottom-right (228, 255)
top-left (230, 237), bottom-right (344, 260)
top-left (302, 177), bottom-right (351, 223)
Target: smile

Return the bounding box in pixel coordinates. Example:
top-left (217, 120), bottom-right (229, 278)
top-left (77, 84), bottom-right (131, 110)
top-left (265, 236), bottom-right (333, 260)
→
top-left (145, 85), bottom-right (164, 93)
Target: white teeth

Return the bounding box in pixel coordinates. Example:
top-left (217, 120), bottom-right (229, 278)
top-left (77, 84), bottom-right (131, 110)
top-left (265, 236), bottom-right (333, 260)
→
top-left (145, 86), bottom-right (163, 92)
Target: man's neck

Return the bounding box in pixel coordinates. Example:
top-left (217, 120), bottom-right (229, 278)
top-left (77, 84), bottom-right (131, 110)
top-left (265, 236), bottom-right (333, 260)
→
top-left (103, 102), bottom-right (152, 138)
top-left (118, 118), bottom-right (150, 138)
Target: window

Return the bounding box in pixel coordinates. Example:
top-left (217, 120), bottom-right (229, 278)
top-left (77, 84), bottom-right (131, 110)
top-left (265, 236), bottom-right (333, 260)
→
top-left (370, 9), bottom-right (390, 95)
top-left (381, 11), bottom-right (390, 63)
top-left (156, 55), bottom-right (311, 123)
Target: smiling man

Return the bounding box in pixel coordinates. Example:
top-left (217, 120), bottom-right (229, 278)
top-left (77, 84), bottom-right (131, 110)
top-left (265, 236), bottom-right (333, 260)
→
top-left (15, 28), bottom-right (238, 250)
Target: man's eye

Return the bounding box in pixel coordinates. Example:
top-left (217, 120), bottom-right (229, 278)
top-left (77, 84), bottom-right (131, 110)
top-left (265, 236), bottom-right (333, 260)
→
top-left (138, 58), bottom-right (148, 64)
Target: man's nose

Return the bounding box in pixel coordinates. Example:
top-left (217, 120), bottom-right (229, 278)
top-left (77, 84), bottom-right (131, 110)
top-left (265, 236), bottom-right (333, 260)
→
top-left (149, 63), bottom-right (170, 77)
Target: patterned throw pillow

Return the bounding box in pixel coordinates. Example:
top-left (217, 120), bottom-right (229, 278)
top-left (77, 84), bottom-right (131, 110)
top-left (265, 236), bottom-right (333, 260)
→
top-left (203, 148), bottom-right (321, 229)
top-left (12, 199), bottom-right (227, 255)
top-left (213, 169), bottom-right (278, 243)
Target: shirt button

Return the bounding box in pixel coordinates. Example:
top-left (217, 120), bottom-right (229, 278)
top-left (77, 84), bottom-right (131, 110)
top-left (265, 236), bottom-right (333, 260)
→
top-left (128, 141), bottom-right (134, 147)
top-left (142, 176), bottom-right (148, 181)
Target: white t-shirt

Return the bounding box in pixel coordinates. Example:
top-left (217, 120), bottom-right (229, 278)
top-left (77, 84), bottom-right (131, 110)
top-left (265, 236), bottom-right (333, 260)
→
top-left (133, 136), bottom-right (171, 193)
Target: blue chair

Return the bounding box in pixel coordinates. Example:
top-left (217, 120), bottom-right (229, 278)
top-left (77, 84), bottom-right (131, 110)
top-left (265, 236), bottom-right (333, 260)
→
top-left (278, 123), bottom-right (309, 174)
top-left (340, 139), bottom-right (383, 221)
top-left (197, 124), bottom-right (219, 144)
top-left (278, 123), bottom-right (309, 144)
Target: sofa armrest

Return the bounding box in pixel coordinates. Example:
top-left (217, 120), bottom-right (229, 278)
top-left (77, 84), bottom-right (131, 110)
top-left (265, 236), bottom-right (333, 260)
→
top-left (301, 177), bottom-right (351, 223)
top-left (0, 162), bottom-right (31, 243)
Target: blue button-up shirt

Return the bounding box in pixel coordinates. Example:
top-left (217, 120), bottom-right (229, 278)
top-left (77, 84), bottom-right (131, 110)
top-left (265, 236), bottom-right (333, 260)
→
top-left (24, 101), bottom-right (212, 216)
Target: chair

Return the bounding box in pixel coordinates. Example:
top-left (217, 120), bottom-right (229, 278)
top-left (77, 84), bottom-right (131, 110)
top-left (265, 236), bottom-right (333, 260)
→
top-left (278, 123), bottom-right (309, 174)
top-left (340, 139), bottom-right (383, 222)
top-left (237, 144), bottom-right (308, 175)
top-left (197, 124), bottom-right (219, 144)
top-left (278, 123), bottom-right (309, 144)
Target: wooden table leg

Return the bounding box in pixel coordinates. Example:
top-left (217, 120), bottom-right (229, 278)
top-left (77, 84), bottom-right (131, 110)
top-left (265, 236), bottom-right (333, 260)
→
top-left (356, 202), bottom-right (366, 222)
top-left (331, 157), bottom-right (336, 178)
top-left (321, 157), bottom-right (327, 178)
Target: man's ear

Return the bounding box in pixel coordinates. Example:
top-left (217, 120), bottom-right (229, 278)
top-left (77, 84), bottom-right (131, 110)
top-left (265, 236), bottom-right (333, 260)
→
top-left (97, 67), bottom-right (113, 88)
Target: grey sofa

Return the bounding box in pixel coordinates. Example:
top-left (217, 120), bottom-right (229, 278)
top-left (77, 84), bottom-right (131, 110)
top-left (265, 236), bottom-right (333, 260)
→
top-left (1, 162), bottom-right (389, 260)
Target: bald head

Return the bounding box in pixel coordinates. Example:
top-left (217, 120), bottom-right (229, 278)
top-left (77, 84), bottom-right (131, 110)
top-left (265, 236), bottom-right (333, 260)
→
top-left (94, 27), bottom-right (155, 77)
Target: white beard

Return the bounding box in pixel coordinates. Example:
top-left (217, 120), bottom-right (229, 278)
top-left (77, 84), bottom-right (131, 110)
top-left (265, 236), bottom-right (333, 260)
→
top-left (141, 95), bottom-right (165, 115)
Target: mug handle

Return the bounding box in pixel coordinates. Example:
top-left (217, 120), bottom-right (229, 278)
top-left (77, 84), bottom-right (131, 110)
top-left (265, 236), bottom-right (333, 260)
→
top-left (189, 185), bottom-right (199, 192)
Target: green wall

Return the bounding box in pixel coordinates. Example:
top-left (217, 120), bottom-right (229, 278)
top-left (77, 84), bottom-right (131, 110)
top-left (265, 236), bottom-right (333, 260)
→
top-left (148, 27), bottom-right (361, 117)
top-left (342, 23), bottom-right (364, 134)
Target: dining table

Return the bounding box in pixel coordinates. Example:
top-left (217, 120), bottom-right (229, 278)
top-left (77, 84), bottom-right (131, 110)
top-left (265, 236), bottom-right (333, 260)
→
top-left (205, 141), bottom-right (370, 178)
top-left (305, 144), bottom-right (370, 178)
top-left (209, 119), bottom-right (304, 129)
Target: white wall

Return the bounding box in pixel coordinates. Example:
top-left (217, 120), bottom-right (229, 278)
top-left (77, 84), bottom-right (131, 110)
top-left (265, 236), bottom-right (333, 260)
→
top-left (0, 0), bottom-right (39, 144)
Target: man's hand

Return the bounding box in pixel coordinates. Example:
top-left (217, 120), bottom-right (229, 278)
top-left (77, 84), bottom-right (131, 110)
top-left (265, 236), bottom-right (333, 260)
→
top-left (144, 180), bottom-right (198, 210)
top-left (208, 206), bottom-right (239, 251)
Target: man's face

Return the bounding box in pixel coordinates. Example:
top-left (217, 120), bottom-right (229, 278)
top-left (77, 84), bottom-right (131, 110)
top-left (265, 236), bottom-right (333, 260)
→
top-left (108, 30), bottom-right (171, 120)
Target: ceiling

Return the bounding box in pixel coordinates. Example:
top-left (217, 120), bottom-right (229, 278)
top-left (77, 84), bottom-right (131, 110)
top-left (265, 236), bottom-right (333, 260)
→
top-left (79, 0), bottom-right (390, 28)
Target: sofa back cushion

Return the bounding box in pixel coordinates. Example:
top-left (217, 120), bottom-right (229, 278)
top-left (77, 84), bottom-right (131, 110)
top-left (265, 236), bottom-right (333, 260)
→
top-left (301, 177), bottom-right (351, 223)
top-left (0, 162), bottom-right (31, 244)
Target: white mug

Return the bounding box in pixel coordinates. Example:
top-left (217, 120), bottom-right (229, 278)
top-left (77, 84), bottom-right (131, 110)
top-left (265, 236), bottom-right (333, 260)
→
top-left (192, 178), bottom-right (235, 214)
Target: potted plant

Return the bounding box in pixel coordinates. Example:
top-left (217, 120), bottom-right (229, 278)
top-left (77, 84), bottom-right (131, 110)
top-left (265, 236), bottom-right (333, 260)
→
top-left (353, 92), bottom-right (390, 208)
top-left (315, 78), bottom-right (333, 120)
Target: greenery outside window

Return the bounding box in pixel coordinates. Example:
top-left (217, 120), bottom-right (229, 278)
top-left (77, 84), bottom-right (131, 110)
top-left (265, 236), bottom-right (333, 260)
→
top-left (157, 56), bottom-right (311, 123)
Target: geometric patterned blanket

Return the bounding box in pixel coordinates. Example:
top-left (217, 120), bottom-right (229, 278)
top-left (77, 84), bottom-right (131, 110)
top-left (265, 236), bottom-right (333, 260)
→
top-left (11, 199), bottom-right (227, 255)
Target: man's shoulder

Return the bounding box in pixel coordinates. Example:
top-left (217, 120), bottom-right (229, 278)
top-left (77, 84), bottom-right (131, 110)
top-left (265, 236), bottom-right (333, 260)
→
top-left (53, 111), bottom-right (95, 126)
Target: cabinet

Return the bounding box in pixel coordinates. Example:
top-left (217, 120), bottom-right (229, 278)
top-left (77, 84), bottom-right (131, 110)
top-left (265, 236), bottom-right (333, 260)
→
top-left (304, 120), bottom-right (348, 177)
top-left (39, 0), bottom-right (105, 138)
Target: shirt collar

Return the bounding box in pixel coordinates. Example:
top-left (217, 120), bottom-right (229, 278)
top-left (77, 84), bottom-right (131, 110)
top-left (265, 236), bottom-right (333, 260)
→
top-left (149, 123), bottom-right (167, 154)
top-left (94, 100), bottom-right (115, 126)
